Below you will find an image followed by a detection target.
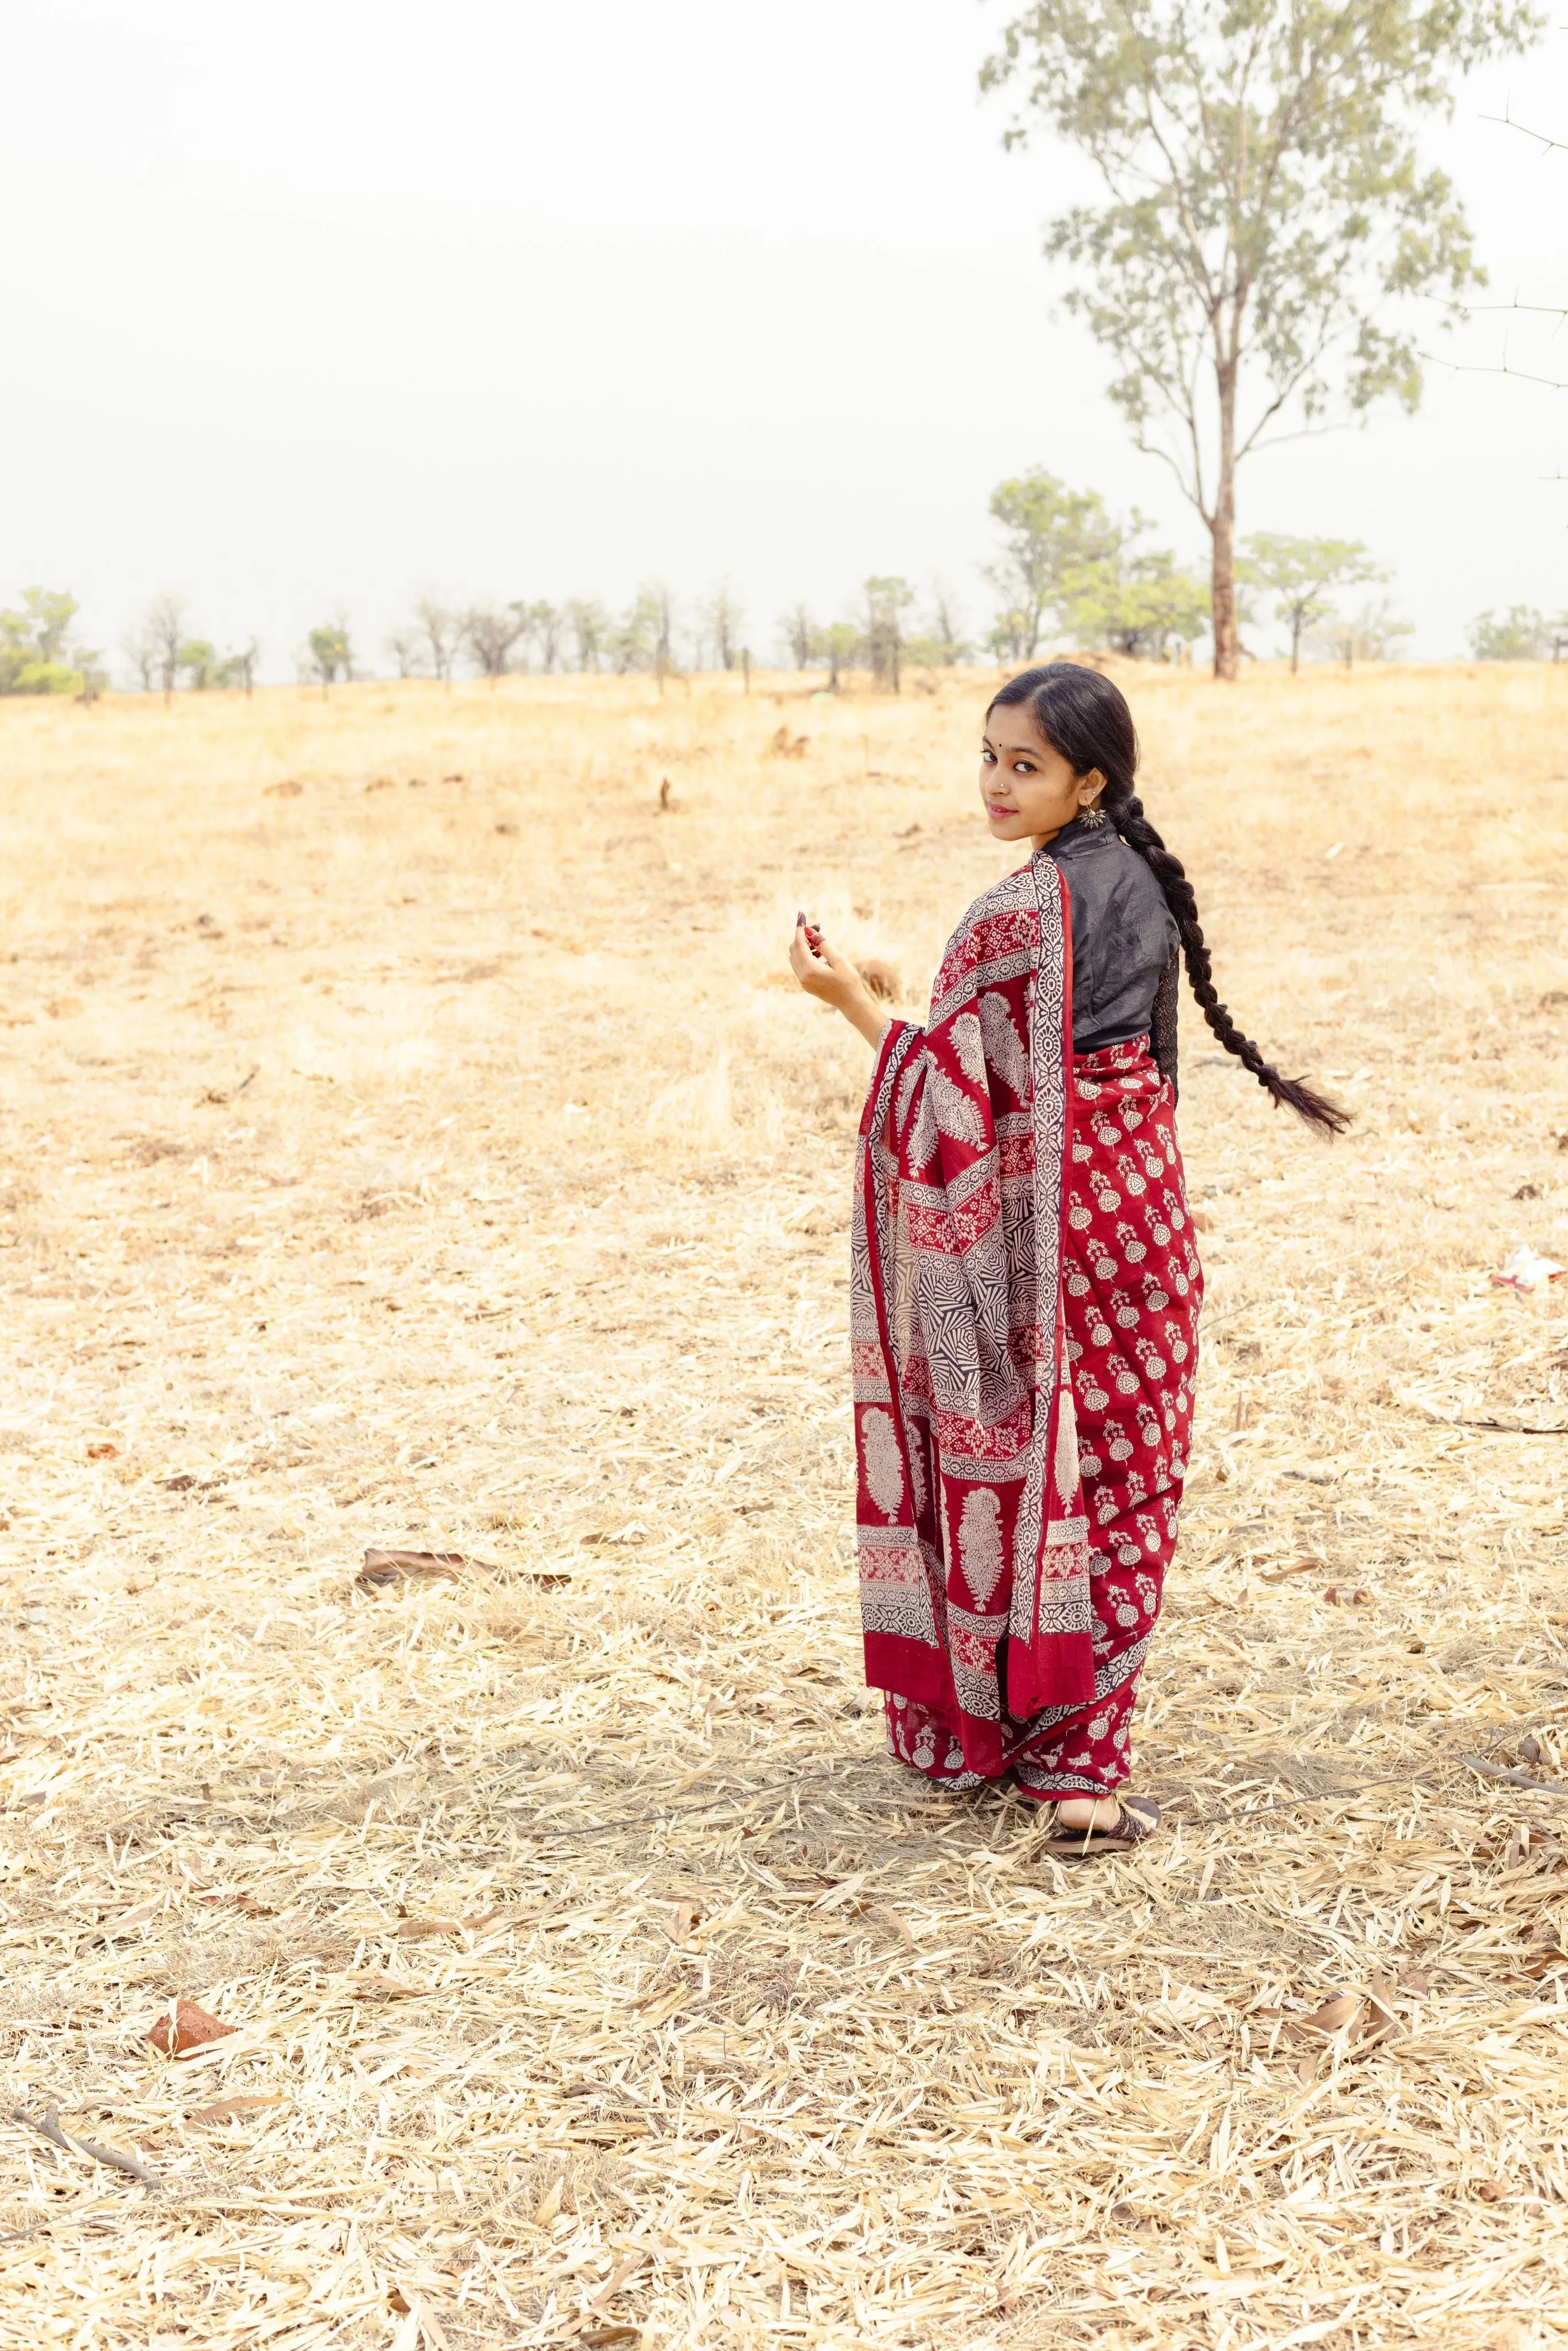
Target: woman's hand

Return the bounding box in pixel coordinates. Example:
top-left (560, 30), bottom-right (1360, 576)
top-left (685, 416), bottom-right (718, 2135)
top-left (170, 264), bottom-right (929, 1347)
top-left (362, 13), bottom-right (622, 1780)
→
top-left (789, 917), bottom-right (888, 1048)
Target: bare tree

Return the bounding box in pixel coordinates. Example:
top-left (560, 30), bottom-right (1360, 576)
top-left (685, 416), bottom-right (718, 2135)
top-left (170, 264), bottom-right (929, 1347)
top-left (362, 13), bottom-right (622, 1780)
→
top-left (513, 600), bottom-right (563, 673)
top-left (703, 579), bottom-right (744, 670)
top-left (646, 580), bottom-right (678, 690)
top-left (564, 599), bottom-right (608, 673)
top-left (219, 639), bottom-right (261, 695)
top-left (143, 593), bottom-right (186, 705)
top-left (1315, 596), bottom-right (1414, 670)
top-left (924, 581), bottom-right (971, 665)
top-left (864, 576), bottom-right (915, 692)
top-left (415, 596), bottom-right (459, 686)
top-left (462, 604), bottom-right (526, 681)
top-left (121, 622), bottom-right (159, 692)
top-left (780, 604), bottom-right (816, 669)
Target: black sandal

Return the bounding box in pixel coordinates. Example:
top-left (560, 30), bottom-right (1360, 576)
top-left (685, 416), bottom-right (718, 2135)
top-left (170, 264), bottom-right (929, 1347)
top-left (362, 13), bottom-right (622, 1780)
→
top-left (1047, 1795), bottom-right (1161, 1857)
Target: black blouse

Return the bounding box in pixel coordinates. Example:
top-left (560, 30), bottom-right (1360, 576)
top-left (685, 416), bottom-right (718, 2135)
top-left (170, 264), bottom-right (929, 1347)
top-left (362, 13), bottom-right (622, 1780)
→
top-left (1038, 819), bottom-right (1180, 1084)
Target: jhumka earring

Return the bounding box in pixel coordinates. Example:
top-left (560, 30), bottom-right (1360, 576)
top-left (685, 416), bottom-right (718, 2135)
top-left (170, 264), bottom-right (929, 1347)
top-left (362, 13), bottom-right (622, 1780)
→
top-left (1078, 801), bottom-right (1108, 829)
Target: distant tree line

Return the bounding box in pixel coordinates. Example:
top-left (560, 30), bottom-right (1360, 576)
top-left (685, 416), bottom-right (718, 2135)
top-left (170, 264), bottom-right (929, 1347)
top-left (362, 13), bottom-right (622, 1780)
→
top-left (1468, 607), bottom-right (1568, 662)
top-left (5, 465), bottom-right (1561, 699)
top-left (120, 593), bottom-right (259, 700)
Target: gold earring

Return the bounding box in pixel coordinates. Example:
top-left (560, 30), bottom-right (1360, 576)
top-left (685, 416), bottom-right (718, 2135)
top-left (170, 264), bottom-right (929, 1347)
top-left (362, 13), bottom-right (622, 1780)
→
top-left (1079, 801), bottom-right (1108, 829)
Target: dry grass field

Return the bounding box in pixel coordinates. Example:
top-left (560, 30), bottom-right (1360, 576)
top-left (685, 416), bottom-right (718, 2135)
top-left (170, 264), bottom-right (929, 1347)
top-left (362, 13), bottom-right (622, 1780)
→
top-left (1, 659), bottom-right (1567, 2349)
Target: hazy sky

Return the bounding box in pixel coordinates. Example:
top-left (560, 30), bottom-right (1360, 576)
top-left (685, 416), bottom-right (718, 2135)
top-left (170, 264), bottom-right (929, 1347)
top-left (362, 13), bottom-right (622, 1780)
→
top-left (5, 0), bottom-right (1565, 674)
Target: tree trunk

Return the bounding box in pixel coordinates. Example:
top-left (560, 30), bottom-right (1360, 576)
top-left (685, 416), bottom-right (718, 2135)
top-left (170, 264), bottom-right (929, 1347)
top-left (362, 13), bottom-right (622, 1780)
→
top-left (1290, 616), bottom-right (1301, 675)
top-left (1210, 362), bottom-right (1239, 682)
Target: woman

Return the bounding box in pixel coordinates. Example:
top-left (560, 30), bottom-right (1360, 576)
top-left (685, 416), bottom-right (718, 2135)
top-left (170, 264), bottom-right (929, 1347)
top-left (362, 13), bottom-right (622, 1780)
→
top-left (789, 664), bottom-right (1344, 1855)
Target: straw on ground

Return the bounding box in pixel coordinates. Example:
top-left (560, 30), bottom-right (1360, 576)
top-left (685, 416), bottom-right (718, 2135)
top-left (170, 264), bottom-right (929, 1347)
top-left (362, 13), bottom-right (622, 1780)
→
top-left (1, 663), bottom-right (1566, 2347)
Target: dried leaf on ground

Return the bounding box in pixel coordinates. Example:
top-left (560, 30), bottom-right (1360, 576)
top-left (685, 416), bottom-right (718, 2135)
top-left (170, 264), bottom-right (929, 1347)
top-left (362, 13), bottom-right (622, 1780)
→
top-left (186, 2094), bottom-right (290, 2127)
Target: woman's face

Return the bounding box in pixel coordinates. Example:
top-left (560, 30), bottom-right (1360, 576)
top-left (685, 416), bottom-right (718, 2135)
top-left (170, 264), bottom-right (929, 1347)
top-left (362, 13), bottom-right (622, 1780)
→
top-left (980, 705), bottom-right (1103, 849)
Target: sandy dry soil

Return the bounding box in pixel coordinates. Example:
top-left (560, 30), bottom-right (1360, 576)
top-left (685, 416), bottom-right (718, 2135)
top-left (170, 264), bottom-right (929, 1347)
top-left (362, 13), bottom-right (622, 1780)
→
top-left (1, 662), bottom-right (1566, 2348)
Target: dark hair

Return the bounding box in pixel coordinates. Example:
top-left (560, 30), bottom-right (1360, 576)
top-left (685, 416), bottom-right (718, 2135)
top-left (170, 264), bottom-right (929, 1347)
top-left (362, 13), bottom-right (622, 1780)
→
top-left (988, 662), bottom-right (1349, 1136)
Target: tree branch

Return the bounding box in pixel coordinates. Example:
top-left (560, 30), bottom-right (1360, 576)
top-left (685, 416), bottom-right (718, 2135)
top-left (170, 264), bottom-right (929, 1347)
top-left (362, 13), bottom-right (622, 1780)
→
top-left (1425, 351), bottom-right (1567, 391)
top-left (1480, 102), bottom-right (1568, 157)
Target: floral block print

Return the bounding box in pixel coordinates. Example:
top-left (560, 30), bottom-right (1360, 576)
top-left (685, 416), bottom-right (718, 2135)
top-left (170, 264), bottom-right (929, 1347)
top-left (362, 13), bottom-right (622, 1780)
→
top-left (853, 851), bottom-right (1201, 1799)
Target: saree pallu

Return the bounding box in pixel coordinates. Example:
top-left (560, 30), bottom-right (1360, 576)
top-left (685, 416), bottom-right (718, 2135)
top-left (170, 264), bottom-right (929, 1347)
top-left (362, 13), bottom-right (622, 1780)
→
top-left (851, 852), bottom-right (1201, 1801)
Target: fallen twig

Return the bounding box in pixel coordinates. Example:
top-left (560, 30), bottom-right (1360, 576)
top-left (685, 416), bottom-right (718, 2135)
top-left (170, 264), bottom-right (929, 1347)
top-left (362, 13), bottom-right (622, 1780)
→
top-left (12, 2107), bottom-right (161, 2190)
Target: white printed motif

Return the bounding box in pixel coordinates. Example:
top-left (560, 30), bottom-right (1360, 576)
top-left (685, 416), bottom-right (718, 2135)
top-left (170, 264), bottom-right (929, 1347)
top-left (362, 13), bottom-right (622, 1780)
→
top-left (950, 1012), bottom-right (986, 1088)
top-left (930, 1066), bottom-right (987, 1147)
top-left (860, 1407), bottom-right (905, 1519)
top-left (979, 989), bottom-right (1031, 1101)
top-left (1060, 1044), bottom-right (1201, 1551)
top-left (956, 1488), bottom-right (1005, 1608)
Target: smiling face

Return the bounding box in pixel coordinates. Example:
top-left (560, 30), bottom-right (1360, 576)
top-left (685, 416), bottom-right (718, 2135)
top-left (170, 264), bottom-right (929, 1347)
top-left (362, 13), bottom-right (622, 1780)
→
top-left (980, 702), bottom-right (1105, 849)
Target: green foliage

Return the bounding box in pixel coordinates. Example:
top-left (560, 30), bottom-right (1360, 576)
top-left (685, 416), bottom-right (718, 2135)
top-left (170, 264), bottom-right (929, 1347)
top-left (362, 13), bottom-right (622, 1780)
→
top-left (905, 625), bottom-right (972, 669)
top-left (986, 471), bottom-right (1118, 658)
top-left (1467, 604), bottom-right (1560, 660)
top-left (218, 639), bottom-right (261, 692)
top-left (0, 587), bottom-right (88, 695)
top-left (608, 583), bottom-right (678, 676)
top-left (308, 623), bottom-right (352, 686)
top-left (1064, 541), bottom-right (1210, 658)
top-left (980, 0), bottom-right (1541, 674)
top-left (1238, 533), bottom-right (1385, 668)
top-left (985, 469), bottom-right (1206, 658)
top-left (178, 639), bottom-right (220, 690)
top-left (812, 622), bottom-right (860, 690)
top-left (912, 586), bottom-right (972, 668)
top-left (564, 600), bottom-right (609, 673)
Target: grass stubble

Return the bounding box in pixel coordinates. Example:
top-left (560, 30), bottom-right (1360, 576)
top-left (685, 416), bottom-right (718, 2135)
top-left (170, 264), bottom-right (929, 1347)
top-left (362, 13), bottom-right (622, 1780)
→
top-left (0, 662), bottom-right (1565, 2348)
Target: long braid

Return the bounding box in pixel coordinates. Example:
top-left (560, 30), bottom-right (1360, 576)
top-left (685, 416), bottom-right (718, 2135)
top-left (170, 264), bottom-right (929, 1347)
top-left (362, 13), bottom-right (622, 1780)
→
top-left (987, 660), bottom-right (1350, 1140)
top-left (1108, 792), bottom-right (1349, 1136)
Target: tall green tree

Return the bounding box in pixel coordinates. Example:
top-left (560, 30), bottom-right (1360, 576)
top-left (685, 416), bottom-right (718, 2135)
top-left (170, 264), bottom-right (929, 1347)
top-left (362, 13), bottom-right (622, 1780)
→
top-left (980, 0), bottom-right (1540, 680)
top-left (0, 587), bottom-right (88, 695)
top-left (1238, 532), bottom-right (1384, 669)
top-left (308, 622), bottom-right (352, 688)
top-left (985, 470), bottom-right (1117, 657)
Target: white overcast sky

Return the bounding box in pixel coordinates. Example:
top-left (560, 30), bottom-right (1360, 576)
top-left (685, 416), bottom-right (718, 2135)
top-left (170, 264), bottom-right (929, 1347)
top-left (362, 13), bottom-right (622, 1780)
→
top-left (3, 0), bottom-right (1565, 674)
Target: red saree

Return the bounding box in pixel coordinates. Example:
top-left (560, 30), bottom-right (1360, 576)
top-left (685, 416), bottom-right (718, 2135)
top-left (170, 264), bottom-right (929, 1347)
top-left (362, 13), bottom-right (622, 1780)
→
top-left (852, 851), bottom-right (1201, 1801)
